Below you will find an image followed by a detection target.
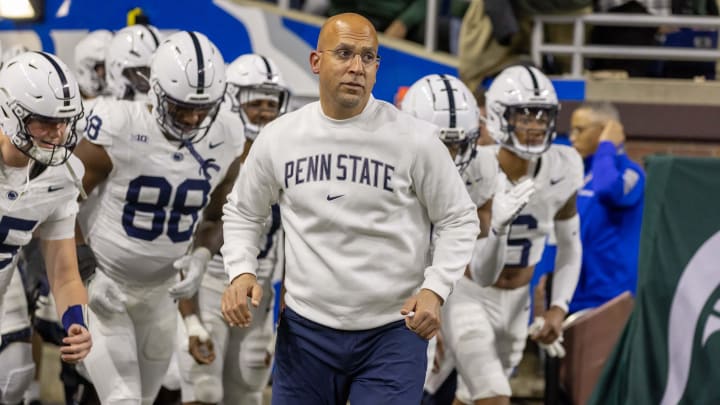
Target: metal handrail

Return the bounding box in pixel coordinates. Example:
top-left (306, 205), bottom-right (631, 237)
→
top-left (275, 0), bottom-right (443, 52)
top-left (532, 13), bottom-right (720, 77)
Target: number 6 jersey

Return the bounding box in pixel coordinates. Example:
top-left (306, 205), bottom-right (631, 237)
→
top-left (491, 144), bottom-right (583, 268)
top-left (82, 99), bottom-right (241, 285)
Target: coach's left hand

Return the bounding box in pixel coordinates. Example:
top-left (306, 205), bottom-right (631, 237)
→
top-left (400, 288), bottom-right (442, 340)
top-left (222, 273), bottom-right (262, 327)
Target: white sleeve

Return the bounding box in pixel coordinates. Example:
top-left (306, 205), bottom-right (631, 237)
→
top-left (550, 214), bottom-right (582, 312)
top-left (470, 230), bottom-right (507, 287)
top-left (35, 212), bottom-right (77, 240)
top-left (83, 98), bottom-right (125, 148)
top-left (221, 130), bottom-right (281, 283)
top-left (413, 132), bottom-right (480, 301)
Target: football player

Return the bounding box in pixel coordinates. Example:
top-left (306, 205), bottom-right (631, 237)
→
top-left (74, 29), bottom-right (114, 101)
top-left (438, 66), bottom-right (583, 405)
top-left (176, 53), bottom-right (290, 405)
top-left (0, 51), bottom-right (92, 404)
top-left (401, 73), bottom-right (533, 396)
top-left (105, 24), bottom-right (162, 104)
top-left (73, 31), bottom-right (243, 404)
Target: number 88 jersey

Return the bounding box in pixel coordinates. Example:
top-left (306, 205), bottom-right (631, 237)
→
top-left (82, 98), bottom-right (241, 285)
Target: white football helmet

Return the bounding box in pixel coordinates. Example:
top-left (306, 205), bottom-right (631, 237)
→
top-left (106, 24), bottom-right (161, 101)
top-left (0, 52), bottom-right (83, 166)
top-left (485, 65), bottom-right (559, 159)
top-left (74, 29), bottom-right (113, 98)
top-left (226, 54), bottom-right (290, 140)
top-left (150, 31), bottom-right (226, 143)
top-left (401, 73), bottom-right (480, 174)
top-left (0, 44), bottom-right (30, 69)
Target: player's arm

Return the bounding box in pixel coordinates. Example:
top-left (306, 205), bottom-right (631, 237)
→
top-left (469, 199), bottom-right (507, 287)
top-left (41, 236), bottom-right (92, 363)
top-left (593, 121), bottom-right (644, 207)
top-left (178, 296), bottom-right (215, 365)
top-left (195, 155), bottom-right (242, 255)
top-left (532, 193), bottom-right (581, 344)
top-left (470, 179), bottom-right (534, 286)
top-left (72, 138), bottom-right (113, 245)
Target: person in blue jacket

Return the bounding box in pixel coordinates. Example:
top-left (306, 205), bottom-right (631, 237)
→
top-left (568, 101), bottom-right (645, 313)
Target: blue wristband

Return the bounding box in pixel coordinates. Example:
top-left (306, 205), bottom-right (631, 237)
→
top-left (61, 305), bottom-right (87, 333)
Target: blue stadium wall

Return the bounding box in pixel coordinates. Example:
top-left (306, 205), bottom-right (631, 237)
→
top-left (0, 0), bottom-right (584, 102)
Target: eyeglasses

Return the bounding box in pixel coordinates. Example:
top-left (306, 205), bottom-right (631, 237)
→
top-left (318, 48), bottom-right (380, 66)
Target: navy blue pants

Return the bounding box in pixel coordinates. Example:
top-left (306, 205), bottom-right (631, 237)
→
top-left (272, 308), bottom-right (428, 405)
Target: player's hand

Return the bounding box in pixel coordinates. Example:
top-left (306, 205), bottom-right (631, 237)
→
top-left (60, 324), bottom-right (92, 363)
top-left (400, 288), bottom-right (442, 340)
top-left (528, 316), bottom-right (566, 358)
top-left (184, 314), bottom-right (215, 365)
top-left (599, 119), bottom-right (625, 146)
top-left (533, 306), bottom-right (565, 344)
top-left (433, 331), bottom-right (445, 373)
top-left (491, 178), bottom-right (534, 234)
top-left (384, 19), bottom-right (408, 39)
top-left (89, 272), bottom-right (126, 318)
top-left (188, 336), bottom-right (215, 365)
top-left (222, 273), bottom-right (262, 327)
top-left (169, 247), bottom-right (212, 300)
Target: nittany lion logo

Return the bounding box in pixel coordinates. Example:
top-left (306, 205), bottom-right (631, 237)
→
top-left (660, 231), bottom-right (720, 405)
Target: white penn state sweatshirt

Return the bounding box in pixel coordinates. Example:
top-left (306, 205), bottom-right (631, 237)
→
top-left (222, 96), bottom-right (479, 330)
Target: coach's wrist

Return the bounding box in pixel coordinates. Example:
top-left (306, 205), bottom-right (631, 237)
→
top-left (230, 272), bottom-right (257, 285)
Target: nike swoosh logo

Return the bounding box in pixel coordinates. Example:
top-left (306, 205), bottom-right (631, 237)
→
top-left (47, 186), bottom-right (64, 192)
top-left (550, 177), bottom-right (564, 186)
top-left (208, 141), bottom-right (224, 149)
top-left (326, 194), bottom-right (344, 201)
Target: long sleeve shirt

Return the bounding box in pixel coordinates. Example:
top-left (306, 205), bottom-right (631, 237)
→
top-left (222, 97), bottom-right (479, 330)
top-left (570, 141), bottom-right (645, 313)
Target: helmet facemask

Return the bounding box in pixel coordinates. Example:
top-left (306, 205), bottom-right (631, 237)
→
top-left (152, 81), bottom-right (223, 144)
top-left (76, 60), bottom-right (107, 97)
top-left (501, 104), bottom-right (558, 159)
top-left (439, 127), bottom-right (479, 175)
top-left (6, 101), bottom-right (82, 166)
top-left (121, 66), bottom-right (151, 101)
top-left (228, 82), bottom-right (289, 140)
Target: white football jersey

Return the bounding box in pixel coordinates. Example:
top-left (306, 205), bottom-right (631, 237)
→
top-left (463, 146), bottom-right (499, 207)
top-left (82, 98), bottom-right (241, 284)
top-left (0, 156), bottom-right (83, 273)
top-left (493, 144), bottom-right (583, 268)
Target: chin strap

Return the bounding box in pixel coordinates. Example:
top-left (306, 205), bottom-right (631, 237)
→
top-left (65, 160), bottom-right (88, 199)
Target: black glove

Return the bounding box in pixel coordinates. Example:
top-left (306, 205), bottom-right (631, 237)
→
top-left (76, 244), bottom-right (96, 282)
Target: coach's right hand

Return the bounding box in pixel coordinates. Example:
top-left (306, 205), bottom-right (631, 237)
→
top-left (222, 273), bottom-right (263, 327)
top-left (401, 288), bottom-right (442, 340)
